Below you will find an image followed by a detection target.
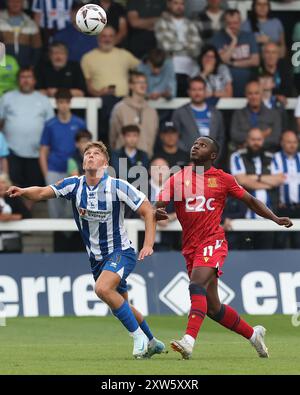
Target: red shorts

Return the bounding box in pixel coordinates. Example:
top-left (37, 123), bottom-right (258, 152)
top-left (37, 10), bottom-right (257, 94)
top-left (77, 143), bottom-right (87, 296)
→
top-left (183, 239), bottom-right (228, 279)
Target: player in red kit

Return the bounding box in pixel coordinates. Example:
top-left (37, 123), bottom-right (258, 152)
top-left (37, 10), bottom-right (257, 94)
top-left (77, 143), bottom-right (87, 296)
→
top-left (156, 136), bottom-right (293, 360)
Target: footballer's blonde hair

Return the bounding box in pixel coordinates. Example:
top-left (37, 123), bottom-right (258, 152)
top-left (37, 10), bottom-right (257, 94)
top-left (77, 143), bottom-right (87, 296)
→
top-left (83, 141), bottom-right (110, 162)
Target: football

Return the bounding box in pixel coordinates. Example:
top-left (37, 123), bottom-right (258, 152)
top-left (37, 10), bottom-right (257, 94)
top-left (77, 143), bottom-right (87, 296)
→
top-left (76, 4), bottom-right (107, 35)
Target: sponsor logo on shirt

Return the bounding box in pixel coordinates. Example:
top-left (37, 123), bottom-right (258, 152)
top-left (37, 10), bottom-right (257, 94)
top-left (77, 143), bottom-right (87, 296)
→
top-left (79, 207), bottom-right (111, 222)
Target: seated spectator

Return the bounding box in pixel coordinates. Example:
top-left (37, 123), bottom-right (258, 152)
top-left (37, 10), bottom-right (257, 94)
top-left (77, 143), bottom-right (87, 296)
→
top-left (81, 25), bottom-right (140, 98)
top-left (0, 131), bottom-right (9, 174)
top-left (0, 54), bottom-right (19, 96)
top-left (211, 9), bottom-right (259, 97)
top-left (126, 0), bottom-right (166, 59)
top-left (99, 0), bottom-right (128, 46)
top-left (0, 173), bottom-right (31, 253)
top-left (172, 76), bottom-right (225, 156)
top-left (197, 44), bottom-right (233, 99)
top-left (67, 129), bottom-right (92, 177)
top-left (259, 42), bottom-right (294, 104)
top-left (0, 0), bottom-right (42, 67)
top-left (194, 0), bottom-right (225, 43)
top-left (273, 130), bottom-right (300, 248)
top-left (258, 72), bottom-right (288, 130)
top-left (154, 122), bottom-right (190, 168)
top-left (155, 0), bottom-right (201, 97)
top-left (39, 88), bottom-right (86, 218)
top-left (36, 42), bottom-right (86, 97)
top-left (137, 48), bottom-right (176, 100)
top-left (109, 71), bottom-right (159, 157)
top-left (53, 2), bottom-right (98, 63)
top-left (32, 0), bottom-right (73, 47)
top-left (230, 128), bottom-right (285, 249)
top-left (230, 80), bottom-right (282, 151)
top-left (0, 68), bottom-right (54, 209)
top-left (241, 0), bottom-right (286, 58)
top-left (149, 157), bottom-right (179, 250)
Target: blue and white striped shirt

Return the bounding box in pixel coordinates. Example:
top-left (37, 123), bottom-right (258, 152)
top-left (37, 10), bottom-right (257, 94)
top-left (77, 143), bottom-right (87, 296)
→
top-left (273, 151), bottom-right (300, 205)
top-left (50, 173), bottom-right (146, 261)
top-left (32, 0), bottom-right (73, 30)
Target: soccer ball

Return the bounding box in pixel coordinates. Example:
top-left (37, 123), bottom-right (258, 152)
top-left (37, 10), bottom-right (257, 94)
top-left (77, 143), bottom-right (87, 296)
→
top-left (76, 4), bottom-right (107, 35)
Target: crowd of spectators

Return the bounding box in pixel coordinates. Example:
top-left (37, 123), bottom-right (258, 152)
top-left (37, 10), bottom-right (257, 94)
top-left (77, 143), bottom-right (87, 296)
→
top-left (0, 0), bottom-right (300, 251)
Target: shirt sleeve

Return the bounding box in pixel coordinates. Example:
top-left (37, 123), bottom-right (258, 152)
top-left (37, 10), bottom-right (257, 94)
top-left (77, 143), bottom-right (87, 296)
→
top-left (116, 179), bottom-right (146, 211)
top-left (157, 175), bottom-right (175, 205)
top-left (230, 152), bottom-right (246, 175)
top-left (0, 133), bottom-right (9, 157)
top-left (44, 98), bottom-right (55, 121)
top-left (226, 174), bottom-right (246, 200)
top-left (50, 177), bottom-right (78, 200)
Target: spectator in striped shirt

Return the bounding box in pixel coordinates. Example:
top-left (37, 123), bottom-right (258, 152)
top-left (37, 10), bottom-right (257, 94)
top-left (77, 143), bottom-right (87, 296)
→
top-left (273, 130), bottom-right (300, 248)
top-left (32, 0), bottom-right (73, 46)
top-left (0, 0), bottom-right (42, 67)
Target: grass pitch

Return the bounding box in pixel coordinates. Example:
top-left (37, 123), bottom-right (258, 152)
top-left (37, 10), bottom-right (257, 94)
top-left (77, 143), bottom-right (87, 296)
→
top-left (0, 315), bottom-right (299, 375)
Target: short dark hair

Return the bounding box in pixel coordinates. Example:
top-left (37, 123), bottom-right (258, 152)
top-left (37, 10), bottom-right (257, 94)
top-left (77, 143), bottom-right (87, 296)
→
top-left (188, 76), bottom-right (207, 89)
top-left (121, 124), bottom-right (140, 135)
top-left (129, 70), bottom-right (146, 84)
top-left (17, 67), bottom-right (36, 80)
top-left (224, 9), bottom-right (241, 18)
top-left (55, 88), bottom-right (72, 101)
top-left (148, 48), bottom-right (166, 68)
top-left (198, 45), bottom-right (221, 75)
top-left (75, 129), bottom-right (93, 142)
top-left (205, 136), bottom-right (220, 155)
top-left (49, 41), bottom-right (68, 53)
top-left (258, 71), bottom-right (274, 80)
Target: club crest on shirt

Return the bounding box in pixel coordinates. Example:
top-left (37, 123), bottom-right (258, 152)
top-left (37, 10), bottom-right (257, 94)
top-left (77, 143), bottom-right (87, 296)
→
top-left (208, 178), bottom-right (218, 188)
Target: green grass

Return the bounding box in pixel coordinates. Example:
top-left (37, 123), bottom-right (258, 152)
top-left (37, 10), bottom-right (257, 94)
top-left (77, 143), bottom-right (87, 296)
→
top-left (0, 315), bottom-right (299, 375)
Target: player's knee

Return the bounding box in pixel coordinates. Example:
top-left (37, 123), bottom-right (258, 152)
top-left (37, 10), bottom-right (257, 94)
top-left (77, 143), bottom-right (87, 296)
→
top-left (189, 282), bottom-right (207, 296)
top-left (95, 283), bottom-right (111, 301)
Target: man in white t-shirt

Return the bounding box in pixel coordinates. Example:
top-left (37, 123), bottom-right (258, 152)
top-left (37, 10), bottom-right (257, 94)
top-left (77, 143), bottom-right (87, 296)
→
top-left (155, 0), bottom-right (202, 97)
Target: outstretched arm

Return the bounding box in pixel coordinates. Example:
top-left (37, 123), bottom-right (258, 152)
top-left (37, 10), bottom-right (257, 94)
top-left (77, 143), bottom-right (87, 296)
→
top-left (137, 199), bottom-right (156, 261)
top-left (241, 191), bottom-right (293, 228)
top-left (6, 185), bottom-right (55, 201)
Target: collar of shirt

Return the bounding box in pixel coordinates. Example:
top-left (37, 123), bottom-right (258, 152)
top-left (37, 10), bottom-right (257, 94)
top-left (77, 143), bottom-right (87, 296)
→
top-left (83, 171), bottom-right (109, 191)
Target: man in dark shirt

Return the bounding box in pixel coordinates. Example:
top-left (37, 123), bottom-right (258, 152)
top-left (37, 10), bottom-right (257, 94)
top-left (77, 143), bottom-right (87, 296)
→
top-left (154, 122), bottom-right (190, 169)
top-left (126, 0), bottom-right (166, 58)
top-left (36, 42), bottom-right (86, 97)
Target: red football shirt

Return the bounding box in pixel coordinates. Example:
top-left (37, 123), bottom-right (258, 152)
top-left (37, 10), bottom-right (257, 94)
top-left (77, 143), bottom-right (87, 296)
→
top-left (158, 166), bottom-right (246, 254)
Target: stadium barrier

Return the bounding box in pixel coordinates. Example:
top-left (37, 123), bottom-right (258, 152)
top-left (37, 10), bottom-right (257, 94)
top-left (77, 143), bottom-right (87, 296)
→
top-left (0, 218), bottom-right (300, 250)
top-left (49, 97), bottom-right (299, 141)
top-left (0, 250), bottom-right (299, 317)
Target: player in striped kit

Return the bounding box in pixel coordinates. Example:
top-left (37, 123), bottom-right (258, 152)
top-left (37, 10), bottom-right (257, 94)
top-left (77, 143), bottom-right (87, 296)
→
top-left (7, 141), bottom-right (165, 359)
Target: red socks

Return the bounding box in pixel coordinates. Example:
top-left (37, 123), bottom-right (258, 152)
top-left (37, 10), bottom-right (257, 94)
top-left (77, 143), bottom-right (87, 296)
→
top-left (210, 304), bottom-right (254, 339)
top-left (185, 284), bottom-right (207, 339)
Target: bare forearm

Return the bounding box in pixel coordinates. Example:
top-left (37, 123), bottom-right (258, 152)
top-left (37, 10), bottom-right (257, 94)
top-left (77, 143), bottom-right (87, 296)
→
top-left (246, 196), bottom-right (278, 222)
top-left (143, 211), bottom-right (156, 248)
top-left (22, 187), bottom-right (50, 201)
top-left (233, 57), bottom-right (259, 68)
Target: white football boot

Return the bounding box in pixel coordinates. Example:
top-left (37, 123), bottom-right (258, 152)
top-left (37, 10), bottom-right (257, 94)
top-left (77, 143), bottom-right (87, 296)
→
top-left (132, 333), bottom-right (148, 359)
top-left (170, 335), bottom-right (193, 360)
top-left (250, 325), bottom-right (269, 358)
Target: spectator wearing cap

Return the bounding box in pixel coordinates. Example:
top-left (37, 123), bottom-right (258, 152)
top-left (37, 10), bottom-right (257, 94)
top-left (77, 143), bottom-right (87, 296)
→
top-left (273, 130), bottom-right (300, 248)
top-left (53, 2), bottom-right (98, 63)
top-left (155, 0), bottom-right (202, 97)
top-left (81, 25), bottom-right (140, 98)
top-left (67, 129), bottom-right (92, 177)
top-left (36, 42), bottom-right (86, 97)
top-left (109, 71), bottom-right (159, 157)
top-left (230, 127), bottom-right (285, 249)
top-left (0, 68), bottom-right (54, 202)
top-left (110, 124), bottom-right (149, 181)
top-left (171, 76), bottom-right (225, 156)
top-left (154, 122), bottom-right (190, 169)
top-left (126, 0), bottom-right (166, 59)
top-left (0, 0), bottom-right (42, 67)
top-left (137, 48), bottom-right (176, 100)
top-left (39, 88), bottom-right (86, 218)
top-left (230, 80), bottom-right (282, 151)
